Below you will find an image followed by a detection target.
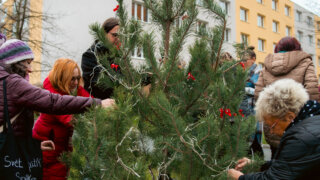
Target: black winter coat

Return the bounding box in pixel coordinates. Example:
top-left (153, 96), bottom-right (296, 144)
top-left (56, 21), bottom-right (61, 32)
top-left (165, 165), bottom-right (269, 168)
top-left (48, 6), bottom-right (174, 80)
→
top-left (81, 41), bottom-right (114, 99)
top-left (239, 115), bottom-right (320, 180)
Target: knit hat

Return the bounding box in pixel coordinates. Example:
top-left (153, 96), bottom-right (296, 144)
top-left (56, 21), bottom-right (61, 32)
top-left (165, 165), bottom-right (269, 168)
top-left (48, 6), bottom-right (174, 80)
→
top-left (102, 18), bottom-right (119, 33)
top-left (0, 34), bottom-right (34, 64)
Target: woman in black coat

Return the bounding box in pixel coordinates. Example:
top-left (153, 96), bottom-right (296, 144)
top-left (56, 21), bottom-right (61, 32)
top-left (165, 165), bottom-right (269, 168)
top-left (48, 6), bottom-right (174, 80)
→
top-left (228, 79), bottom-right (320, 180)
top-left (81, 18), bottom-right (119, 99)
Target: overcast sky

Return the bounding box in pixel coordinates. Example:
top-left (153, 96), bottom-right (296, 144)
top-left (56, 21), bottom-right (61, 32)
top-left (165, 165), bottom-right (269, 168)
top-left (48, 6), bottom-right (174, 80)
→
top-left (291, 0), bottom-right (320, 16)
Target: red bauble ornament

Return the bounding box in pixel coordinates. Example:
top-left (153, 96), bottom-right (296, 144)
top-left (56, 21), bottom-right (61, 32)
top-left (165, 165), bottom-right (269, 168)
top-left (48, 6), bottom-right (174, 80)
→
top-left (187, 72), bottom-right (195, 81)
top-left (113, 5), bottom-right (119, 12)
top-left (111, 63), bottom-right (119, 71)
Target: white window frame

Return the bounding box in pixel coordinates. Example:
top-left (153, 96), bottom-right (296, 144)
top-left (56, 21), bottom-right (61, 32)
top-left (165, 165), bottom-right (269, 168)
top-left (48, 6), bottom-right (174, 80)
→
top-left (285, 5), bottom-right (290, 16)
top-left (258, 39), bottom-right (265, 52)
top-left (307, 16), bottom-right (313, 27)
top-left (225, 28), bottom-right (231, 42)
top-left (240, 8), bottom-right (247, 22)
top-left (197, 20), bottom-right (208, 33)
top-left (297, 31), bottom-right (303, 42)
top-left (241, 33), bottom-right (249, 44)
top-left (285, 26), bottom-right (291, 36)
top-left (257, 15), bottom-right (264, 27)
top-left (308, 35), bottom-right (313, 45)
top-left (272, 0), bottom-right (277, 10)
top-left (132, 46), bottom-right (145, 59)
top-left (272, 21), bottom-right (278, 33)
top-left (296, 11), bottom-right (301, 22)
top-left (132, 2), bottom-right (150, 23)
top-left (220, 1), bottom-right (230, 15)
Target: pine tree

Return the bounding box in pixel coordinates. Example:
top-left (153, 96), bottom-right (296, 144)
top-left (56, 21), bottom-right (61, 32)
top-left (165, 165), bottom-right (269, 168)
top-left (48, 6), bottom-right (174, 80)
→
top-left (66, 0), bottom-right (260, 179)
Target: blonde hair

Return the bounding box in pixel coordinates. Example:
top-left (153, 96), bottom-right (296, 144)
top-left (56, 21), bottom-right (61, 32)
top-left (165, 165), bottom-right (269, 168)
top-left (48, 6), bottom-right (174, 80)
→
top-left (255, 79), bottom-right (309, 121)
top-left (48, 58), bottom-right (82, 94)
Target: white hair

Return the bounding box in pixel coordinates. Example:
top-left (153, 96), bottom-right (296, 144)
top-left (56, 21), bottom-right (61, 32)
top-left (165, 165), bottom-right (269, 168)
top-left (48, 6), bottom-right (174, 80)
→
top-left (255, 79), bottom-right (309, 121)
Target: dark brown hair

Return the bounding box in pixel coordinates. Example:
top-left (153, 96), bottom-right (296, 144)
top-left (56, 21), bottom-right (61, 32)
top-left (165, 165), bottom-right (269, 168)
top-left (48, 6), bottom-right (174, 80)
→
top-left (274, 36), bottom-right (302, 53)
top-left (3, 61), bottom-right (28, 77)
top-left (246, 46), bottom-right (256, 59)
top-left (102, 18), bottom-right (119, 33)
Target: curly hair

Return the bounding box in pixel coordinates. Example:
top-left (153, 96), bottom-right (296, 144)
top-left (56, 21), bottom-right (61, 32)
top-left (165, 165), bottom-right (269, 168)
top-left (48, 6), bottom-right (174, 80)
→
top-left (255, 79), bottom-right (308, 121)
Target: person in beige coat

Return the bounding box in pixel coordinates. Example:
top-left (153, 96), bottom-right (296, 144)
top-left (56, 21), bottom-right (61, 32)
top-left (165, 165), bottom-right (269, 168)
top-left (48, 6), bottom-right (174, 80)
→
top-left (254, 36), bottom-right (319, 158)
top-left (255, 37), bottom-right (319, 102)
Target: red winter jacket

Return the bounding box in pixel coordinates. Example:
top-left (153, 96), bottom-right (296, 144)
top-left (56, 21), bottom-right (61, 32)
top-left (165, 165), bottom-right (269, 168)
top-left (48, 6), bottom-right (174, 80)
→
top-left (32, 77), bottom-right (92, 179)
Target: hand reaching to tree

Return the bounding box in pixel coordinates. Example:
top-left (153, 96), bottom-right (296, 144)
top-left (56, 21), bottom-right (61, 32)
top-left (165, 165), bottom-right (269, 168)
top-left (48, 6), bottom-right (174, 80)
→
top-left (228, 169), bottom-right (244, 180)
top-left (235, 157), bottom-right (251, 171)
top-left (41, 140), bottom-right (55, 151)
top-left (101, 98), bottom-right (116, 108)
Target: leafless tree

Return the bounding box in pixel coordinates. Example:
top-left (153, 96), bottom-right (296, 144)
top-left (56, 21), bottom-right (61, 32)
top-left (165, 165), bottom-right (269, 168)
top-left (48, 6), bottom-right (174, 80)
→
top-left (0, 0), bottom-right (69, 71)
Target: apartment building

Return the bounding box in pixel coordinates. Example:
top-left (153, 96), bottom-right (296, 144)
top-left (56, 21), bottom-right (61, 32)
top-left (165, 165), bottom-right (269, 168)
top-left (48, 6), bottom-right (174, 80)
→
top-left (235, 0), bottom-right (295, 65)
top-left (294, 3), bottom-right (316, 73)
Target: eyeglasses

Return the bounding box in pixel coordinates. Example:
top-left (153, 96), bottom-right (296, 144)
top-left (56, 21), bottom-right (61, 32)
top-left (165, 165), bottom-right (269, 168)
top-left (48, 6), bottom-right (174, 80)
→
top-left (71, 76), bottom-right (81, 81)
top-left (266, 119), bottom-right (280, 134)
top-left (110, 33), bottom-right (118, 38)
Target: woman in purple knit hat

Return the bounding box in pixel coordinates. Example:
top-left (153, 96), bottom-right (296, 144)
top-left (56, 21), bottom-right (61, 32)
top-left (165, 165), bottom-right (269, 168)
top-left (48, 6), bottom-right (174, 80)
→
top-left (0, 34), bottom-right (115, 179)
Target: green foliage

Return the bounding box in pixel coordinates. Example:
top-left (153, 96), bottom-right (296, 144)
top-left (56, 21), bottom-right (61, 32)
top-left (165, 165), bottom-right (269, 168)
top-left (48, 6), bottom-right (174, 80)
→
top-left (67, 0), bottom-right (262, 179)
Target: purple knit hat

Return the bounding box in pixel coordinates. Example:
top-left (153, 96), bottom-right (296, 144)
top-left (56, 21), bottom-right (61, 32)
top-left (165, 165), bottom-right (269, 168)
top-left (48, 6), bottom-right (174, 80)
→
top-left (0, 34), bottom-right (34, 64)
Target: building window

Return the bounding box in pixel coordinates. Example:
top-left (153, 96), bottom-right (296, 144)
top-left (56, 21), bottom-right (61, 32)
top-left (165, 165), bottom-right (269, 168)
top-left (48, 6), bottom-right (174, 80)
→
top-left (307, 16), bottom-right (313, 27)
top-left (225, 28), bottom-right (231, 42)
top-left (308, 35), bottom-right (313, 45)
top-left (297, 31), bottom-right (303, 42)
top-left (257, 0), bottom-right (263, 4)
top-left (285, 5), bottom-right (290, 16)
top-left (258, 39), bottom-right (265, 51)
top-left (272, 0), bottom-right (277, 10)
top-left (296, 11), bottom-right (301, 22)
top-left (241, 33), bottom-right (249, 45)
top-left (317, 39), bottom-right (320, 48)
top-left (318, 56), bottom-right (320, 67)
top-left (285, 26), bottom-right (291, 36)
top-left (272, 21), bottom-right (279, 33)
top-left (257, 14), bottom-right (264, 27)
top-left (240, 8), bottom-right (248, 22)
top-left (197, 20), bottom-right (208, 33)
top-left (132, 2), bottom-right (149, 22)
top-left (317, 21), bottom-right (320, 31)
top-left (132, 46), bottom-right (144, 59)
top-left (220, 1), bottom-right (230, 15)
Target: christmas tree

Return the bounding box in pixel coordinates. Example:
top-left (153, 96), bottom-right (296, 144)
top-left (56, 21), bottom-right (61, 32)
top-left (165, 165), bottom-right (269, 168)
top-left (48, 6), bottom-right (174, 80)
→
top-left (66, 0), bottom-right (259, 179)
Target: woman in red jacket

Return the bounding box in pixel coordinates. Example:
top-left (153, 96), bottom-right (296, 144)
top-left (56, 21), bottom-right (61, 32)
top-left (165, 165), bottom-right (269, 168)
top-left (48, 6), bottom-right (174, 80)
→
top-left (33, 58), bottom-right (93, 180)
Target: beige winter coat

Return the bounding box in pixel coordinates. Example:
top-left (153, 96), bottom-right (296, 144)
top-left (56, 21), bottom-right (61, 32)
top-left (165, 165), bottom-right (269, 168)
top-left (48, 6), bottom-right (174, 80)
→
top-left (255, 51), bottom-right (319, 101)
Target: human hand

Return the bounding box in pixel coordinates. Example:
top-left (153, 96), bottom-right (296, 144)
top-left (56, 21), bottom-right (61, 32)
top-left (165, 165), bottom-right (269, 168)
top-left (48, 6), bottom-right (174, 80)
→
top-left (228, 169), bottom-right (244, 180)
top-left (235, 157), bottom-right (251, 171)
top-left (41, 140), bottom-right (55, 151)
top-left (101, 98), bottom-right (116, 108)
